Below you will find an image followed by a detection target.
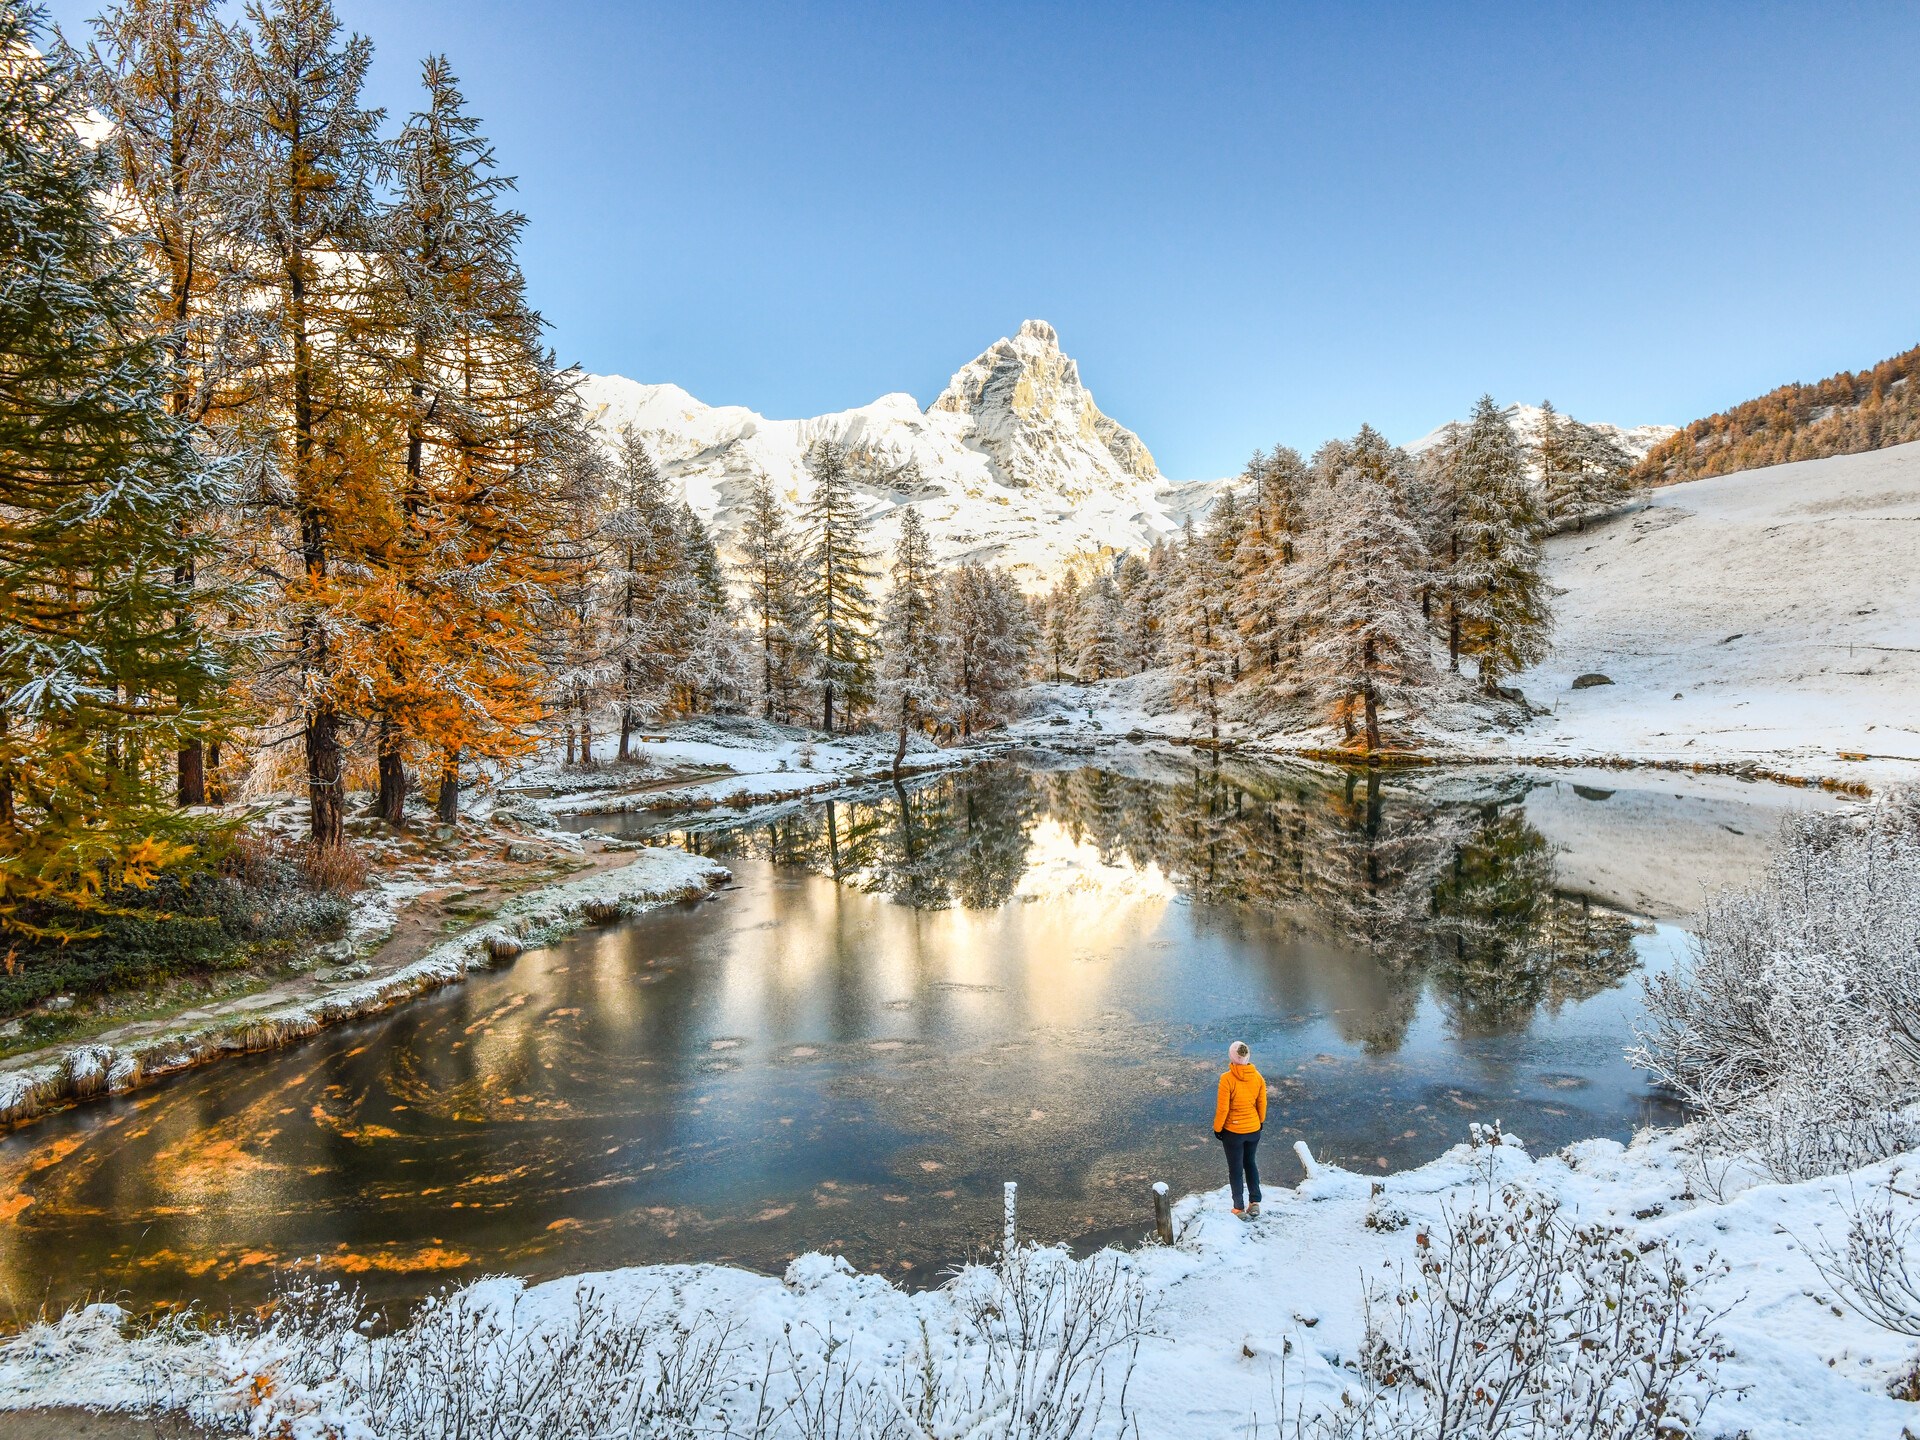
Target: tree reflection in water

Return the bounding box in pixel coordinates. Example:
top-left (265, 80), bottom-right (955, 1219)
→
top-left (674, 757), bottom-right (1642, 1050)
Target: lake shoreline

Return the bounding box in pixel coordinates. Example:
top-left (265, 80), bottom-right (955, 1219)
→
top-left (0, 710), bottom-right (1868, 1138)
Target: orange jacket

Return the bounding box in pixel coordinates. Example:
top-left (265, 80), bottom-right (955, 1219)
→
top-left (1213, 1062), bottom-right (1267, 1134)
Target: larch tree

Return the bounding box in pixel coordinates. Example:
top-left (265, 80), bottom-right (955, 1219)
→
top-left (71, 0), bottom-right (242, 807)
top-left (366, 55), bottom-right (575, 823)
top-left (1450, 396), bottom-right (1551, 691)
top-left (1300, 438), bottom-right (1435, 753)
top-left (802, 439), bottom-right (875, 733)
top-left (225, 0), bottom-right (384, 847)
top-left (734, 473), bottom-right (810, 723)
top-left (876, 507), bottom-right (943, 772)
top-left (1117, 544), bottom-right (1167, 674)
top-left (941, 560), bottom-right (1030, 737)
top-left (0, 7), bottom-right (231, 936)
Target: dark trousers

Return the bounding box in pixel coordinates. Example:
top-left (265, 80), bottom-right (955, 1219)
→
top-left (1220, 1128), bottom-right (1262, 1208)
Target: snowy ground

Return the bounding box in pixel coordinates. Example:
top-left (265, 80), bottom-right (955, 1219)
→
top-left (1505, 441), bottom-right (1920, 788)
top-left (4, 1125), bottom-right (1916, 1437)
top-left (1011, 444), bottom-right (1920, 793)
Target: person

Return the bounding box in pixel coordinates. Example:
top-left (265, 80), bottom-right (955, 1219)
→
top-left (1212, 1040), bottom-right (1266, 1219)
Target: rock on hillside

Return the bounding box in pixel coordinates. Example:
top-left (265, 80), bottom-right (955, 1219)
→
top-left (579, 321), bottom-right (1211, 587)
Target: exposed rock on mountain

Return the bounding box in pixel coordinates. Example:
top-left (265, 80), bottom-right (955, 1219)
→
top-left (579, 321), bottom-right (1204, 587)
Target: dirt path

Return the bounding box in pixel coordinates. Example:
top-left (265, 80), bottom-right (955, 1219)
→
top-left (0, 1410), bottom-right (208, 1439)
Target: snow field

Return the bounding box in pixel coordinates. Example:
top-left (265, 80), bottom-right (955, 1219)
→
top-left (3, 1125), bottom-right (1915, 1437)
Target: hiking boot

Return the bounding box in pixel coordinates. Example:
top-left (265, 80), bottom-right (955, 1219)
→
top-left (1230, 1207), bottom-right (1245, 1219)
top-left (1246, 1202), bottom-right (1261, 1219)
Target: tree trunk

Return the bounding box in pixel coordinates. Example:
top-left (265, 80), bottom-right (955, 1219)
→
top-left (376, 714), bottom-right (407, 826)
top-left (177, 739), bottom-right (205, 808)
top-left (307, 708), bottom-right (343, 848)
top-left (893, 702), bottom-right (910, 776)
top-left (822, 682), bottom-right (834, 735)
top-left (1364, 688), bottom-right (1380, 754)
top-left (206, 741), bottom-right (223, 805)
top-left (618, 704), bottom-right (632, 763)
top-left (1448, 602), bottom-right (1460, 672)
top-left (436, 753), bottom-right (460, 823)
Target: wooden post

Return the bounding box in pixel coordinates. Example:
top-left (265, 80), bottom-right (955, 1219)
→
top-left (1152, 1181), bottom-right (1173, 1244)
top-left (1003, 1180), bottom-right (1018, 1257)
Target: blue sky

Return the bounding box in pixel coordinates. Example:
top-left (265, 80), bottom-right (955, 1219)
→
top-left (50, 1), bottom-right (1920, 478)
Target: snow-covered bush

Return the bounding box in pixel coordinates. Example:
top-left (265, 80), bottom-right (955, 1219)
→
top-left (1632, 788), bottom-right (1920, 1185)
top-left (1323, 1182), bottom-right (1727, 1439)
top-left (218, 1276), bottom-right (734, 1440)
top-left (912, 1246), bottom-right (1151, 1440)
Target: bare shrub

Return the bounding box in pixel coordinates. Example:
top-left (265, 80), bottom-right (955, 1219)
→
top-left (1632, 788), bottom-right (1920, 1185)
top-left (894, 1246), bottom-right (1152, 1440)
top-left (1309, 1182), bottom-right (1730, 1440)
top-left (1804, 1174), bottom-right (1920, 1339)
top-left (300, 838), bottom-right (370, 897)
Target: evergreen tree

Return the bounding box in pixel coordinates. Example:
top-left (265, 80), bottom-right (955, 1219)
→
top-left (802, 439), bottom-right (875, 732)
top-left (225, 0), bottom-right (384, 846)
top-left (876, 508), bottom-right (943, 772)
top-left (673, 501), bottom-right (738, 713)
top-left (1041, 573), bottom-right (1081, 683)
top-left (1167, 520), bottom-right (1235, 742)
top-left (1300, 435), bottom-right (1434, 752)
top-left (1070, 571), bottom-right (1124, 680)
top-left (1233, 446), bottom-right (1312, 684)
top-left (1118, 543), bottom-right (1167, 674)
top-left (734, 473), bottom-right (809, 723)
top-left (0, 7), bottom-right (231, 935)
top-left (1449, 396), bottom-right (1552, 691)
top-left (603, 427), bottom-right (689, 756)
top-left (942, 560), bottom-right (1030, 737)
top-left (1566, 418), bottom-right (1635, 529)
top-left (72, 0), bottom-right (241, 806)
top-left (1534, 399), bottom-right (1582, 528)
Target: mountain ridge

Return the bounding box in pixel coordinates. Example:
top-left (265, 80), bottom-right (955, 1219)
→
top-left (579, 320), bottom-right (1208, 586)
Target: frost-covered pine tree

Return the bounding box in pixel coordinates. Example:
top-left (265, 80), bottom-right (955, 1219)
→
top-left (1534, 399), bottom-right (1581, 528)
top-left (1300, 439), bottom-right (1435, 752)
top-left (734, 473), bottom-right (810, 723)
top-left (802, 439), bottom-right (876, 733)
top-left (0, 5), bottom-right (231, 934)
top-left (1568, 418), bottom-right (1636, 528)
top-left (1117, 544), bottom-right (1168, 674)
top-left (1070, 572), bottom-right (1125, 681)
top-left (673, 501), bottom-right (739, 714)
top-left (1233, 445), bottom-right (1313, 687)
top-left (603, 427), bottom-right (691, 756)
top-left (72, 0), bottom-right (242, 807)
top-left (1167, 520), bottom-right (1236, 743)
top-left (876, 508), bottom-right (944, 772)
top-left (942, 561), bottom-right (1031, 737)
top-left (1042, 573), bottom-right (1081, 683)
top-left (1447, 396), bottom-right (1552, 691)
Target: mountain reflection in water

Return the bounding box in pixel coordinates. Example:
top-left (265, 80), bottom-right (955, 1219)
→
top-left (2, 757), bottom-right (1752, 1315)
top-left (668, 758), bottom-right (1644, 1048)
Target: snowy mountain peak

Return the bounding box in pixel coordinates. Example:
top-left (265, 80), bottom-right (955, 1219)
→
top-left (578, 322), bottom-right (1191, 587)
top-left (931, 320), bottom-right (1162, 492)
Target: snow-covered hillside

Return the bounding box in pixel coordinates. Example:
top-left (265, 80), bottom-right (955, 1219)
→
top-left (579, 320), bottom-right (1214, 587)
top-left (1407, 401), bottom-right (1675, 462)
top-left (1513, 440), bottom-right (1920, 777)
